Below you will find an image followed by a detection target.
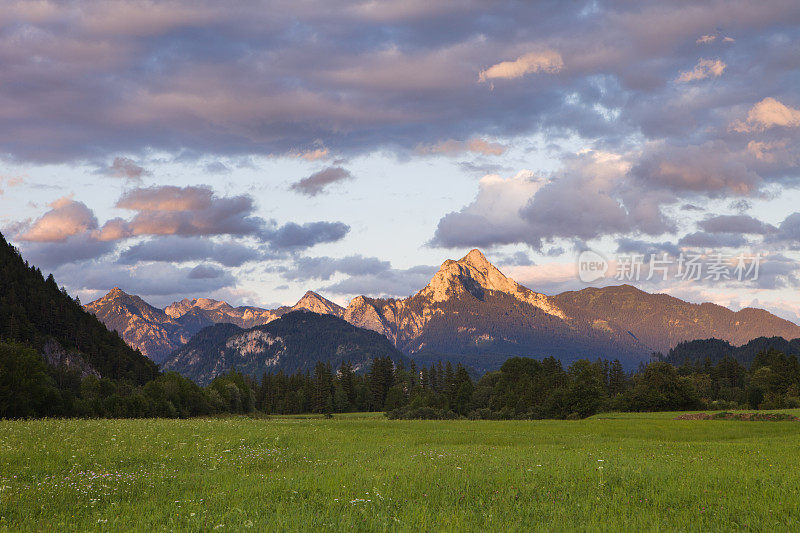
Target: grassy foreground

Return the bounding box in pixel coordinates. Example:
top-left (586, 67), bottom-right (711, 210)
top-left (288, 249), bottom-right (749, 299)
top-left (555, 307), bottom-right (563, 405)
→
top-left (2, 412), bottom-right (800, 531)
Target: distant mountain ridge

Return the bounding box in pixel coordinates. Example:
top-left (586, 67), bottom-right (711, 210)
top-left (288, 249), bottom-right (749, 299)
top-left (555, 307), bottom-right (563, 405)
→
top-left (86, 249), bottom-right (800, 373)
top-left (552, 285), bottom-right (800, 354)
top-left (85, 289), bottom-right (342, 363)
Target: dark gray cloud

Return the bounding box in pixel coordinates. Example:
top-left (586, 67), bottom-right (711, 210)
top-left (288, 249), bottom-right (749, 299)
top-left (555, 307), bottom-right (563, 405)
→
top-left (188, 264), bottom-right (225, 279)
top-left (632, 142), bottom-right (762, 195)
top-left (748, 254), bottom-right (800, 291)
top-left (118, 237), bottom-right (263, 267)
top-left (275, 253), bottom-right (437, 298)
top-left (265, 221), bottom-right (350, 250)
top-left (20, 234), bottom-right (117, 271)
top-left (678, 231), bottom-right (748, 249)
top-left (698, 214), bottom-right (777, 235)
top-left (615, 238), bottom-right (680, 257)
top-left (767, 213), bottom-right (800, 250)
top-left (290, 166), bottom-right (353, 196)
top-left (492, 251), bottom-right (535, 267)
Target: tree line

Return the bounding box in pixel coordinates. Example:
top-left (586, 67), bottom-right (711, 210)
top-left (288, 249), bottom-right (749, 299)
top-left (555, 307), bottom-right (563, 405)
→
top-left (6, 335), bottom-right (800, 419)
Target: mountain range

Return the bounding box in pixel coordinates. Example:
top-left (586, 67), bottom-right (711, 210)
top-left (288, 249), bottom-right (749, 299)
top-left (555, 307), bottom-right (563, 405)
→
top-left (85, 249), bottom-right (800, 375)
top-left (85, 288), bottom-right (343, 363)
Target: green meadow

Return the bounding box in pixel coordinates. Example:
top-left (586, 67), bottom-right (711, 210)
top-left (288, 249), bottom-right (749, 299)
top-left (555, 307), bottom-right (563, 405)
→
top-left (2, 412), bottom-right (800, 532)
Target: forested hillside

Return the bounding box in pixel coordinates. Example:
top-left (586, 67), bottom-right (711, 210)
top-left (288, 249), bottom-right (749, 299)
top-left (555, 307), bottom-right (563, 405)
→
top-left (163, 311), bottom-right (408, 385)
top-left (662, 337), bottom-right (800, 366)
top-left (0, 233), bottom-right (158, 384)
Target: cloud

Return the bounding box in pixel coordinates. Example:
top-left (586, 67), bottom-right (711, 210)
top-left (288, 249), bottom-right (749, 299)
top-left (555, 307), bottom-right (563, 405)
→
top-left (616, 238), bottom-right (680, 257)
top-left (116, 185), bottom-right (218, 212)
top-left (56, 261), bottom-right (236, 299)
top-left (187, 264), bottom-right (225, 279)
top-left (111, 185), bottom-right (265, 238)
top-left (118, 236), bottom-right (262, 267)
top-left (697, 214), bottom-right (777, 235)
top-left (204, 161), bottom-right (231, 174)
top-left (676, 58), bottom-right (726, 82)
top-left (19, 197), bottom-right (98, 242)
top-left (20, 234), bottom-right (117, 270)
top-left (431, 170), bottom-right (544, 248)
top-left (290, 166), bottom-right (353, 197)
top-left (12, 185), bottom-right (350, 270)
top-left (265, 221), bottom-right (350, 250)
top-left (275, 253), bottom-right (437, 299)
top-left (633, 142), bottom-right (760, 195)
top-left (492, 250), bottom-right (535, 267)
top-left (518, 152), bottom-right (636, 245)
top-left (767, 213), bottom-right (800, 250)
top-left (678, 231), bottom-right (748, 249)
top-left (325, 265), bottom-right (438, 298)
top-left (733, 97), bottom-right (800, 132)
top-left (110, 186), bottom-right (350, 249)
top-left (478, 50), bottom-right (563, 82)
top-left (281, 255), bottom-right (391, 281)
top-left (416, 138), bottom-right (507, 156)
top-left (1, 1), bottom-right (798, 167)
top-left (294, 147), bottom-right (330, 161)
top-left (104, 156), bottom-right (148, 180)
top-left (696, 35), bottom-right (716, 44)
top-left (0, 175), bottom-right (23, 195)
top-left (431, 150), bottom-right (673, 250)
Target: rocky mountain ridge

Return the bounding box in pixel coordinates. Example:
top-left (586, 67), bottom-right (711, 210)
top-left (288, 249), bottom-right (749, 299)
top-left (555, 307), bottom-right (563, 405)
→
top-left (85, 288), bottom-right (342, 363)
top-left (86, 249), bottom-right (800, 371)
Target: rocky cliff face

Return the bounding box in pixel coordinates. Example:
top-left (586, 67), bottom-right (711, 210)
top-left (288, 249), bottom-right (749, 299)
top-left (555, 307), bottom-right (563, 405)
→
top-left (84, 288), bottom-right (189, 363)
top-left (41, 339), bottom-right (100, 379)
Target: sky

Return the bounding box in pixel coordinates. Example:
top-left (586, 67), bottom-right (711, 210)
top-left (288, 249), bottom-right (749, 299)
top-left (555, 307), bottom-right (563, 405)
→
top-left (2, 0), bottom-right (800, 321)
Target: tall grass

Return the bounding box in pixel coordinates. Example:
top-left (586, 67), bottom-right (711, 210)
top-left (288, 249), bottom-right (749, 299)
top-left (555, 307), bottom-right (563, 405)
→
top-left (2, 412), bottom-right (800, 531)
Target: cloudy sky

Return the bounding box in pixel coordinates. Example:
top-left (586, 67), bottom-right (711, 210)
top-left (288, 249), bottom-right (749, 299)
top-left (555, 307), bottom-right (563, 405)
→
top-left (2, 0), bottom-right (800, 320)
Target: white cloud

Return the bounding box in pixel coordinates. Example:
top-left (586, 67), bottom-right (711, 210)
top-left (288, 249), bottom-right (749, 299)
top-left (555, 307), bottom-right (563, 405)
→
top-left (478, 50), bottom-right (563, 82)
top-left (677, 58), bottom-right (726, 82)
top-left (734, 97), bottom-right (800, 132)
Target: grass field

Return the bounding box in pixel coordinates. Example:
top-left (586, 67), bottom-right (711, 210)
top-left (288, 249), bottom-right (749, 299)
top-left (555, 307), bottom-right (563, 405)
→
top-left (2, 412), bottom-right (800, 531)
